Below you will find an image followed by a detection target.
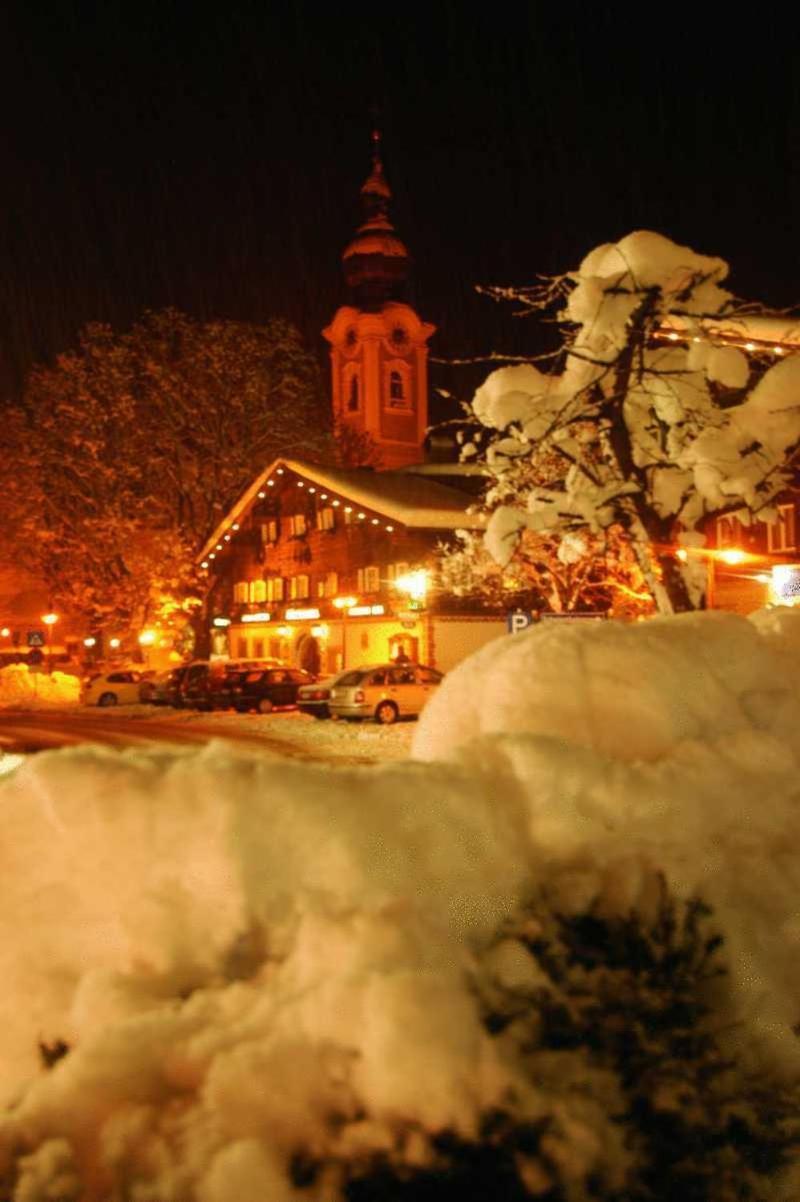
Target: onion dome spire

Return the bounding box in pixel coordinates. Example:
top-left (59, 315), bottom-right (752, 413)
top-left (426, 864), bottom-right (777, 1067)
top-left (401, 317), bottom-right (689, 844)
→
top-left (342, 129), bottom-right (410, 307)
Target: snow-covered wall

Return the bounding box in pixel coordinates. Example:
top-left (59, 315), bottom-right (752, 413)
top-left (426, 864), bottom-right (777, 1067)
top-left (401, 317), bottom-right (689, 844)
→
top-left (430, 615), bottom-right (507, 672)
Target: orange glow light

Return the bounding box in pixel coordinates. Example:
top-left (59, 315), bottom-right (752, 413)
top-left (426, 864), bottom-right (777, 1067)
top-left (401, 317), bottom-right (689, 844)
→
top-left (717, 548), bottom-right (747, 566)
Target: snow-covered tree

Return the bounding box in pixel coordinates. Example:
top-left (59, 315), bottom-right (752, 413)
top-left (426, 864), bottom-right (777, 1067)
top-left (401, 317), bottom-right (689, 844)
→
top-left (439, 525), bottom-right (653, 617)
top-left (14, 310), bottom-right (329, 632)
top-left (460, 232), bottom-right (800, 614)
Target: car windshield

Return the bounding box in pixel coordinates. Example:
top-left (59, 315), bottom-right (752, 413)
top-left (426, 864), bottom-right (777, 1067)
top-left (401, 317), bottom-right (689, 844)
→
top-left (337, 670), bottom-right (366, 687)
top-left (225, 671), bottom-right (249, 684)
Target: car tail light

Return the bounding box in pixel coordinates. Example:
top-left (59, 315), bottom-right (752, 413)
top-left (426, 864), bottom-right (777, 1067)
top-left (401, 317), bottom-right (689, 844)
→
top-left (354, 689), bottom-right (365, 703)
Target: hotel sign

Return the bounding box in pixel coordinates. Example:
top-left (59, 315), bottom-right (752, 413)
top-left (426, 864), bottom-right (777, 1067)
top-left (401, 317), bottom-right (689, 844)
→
top-left (771, 564), bottom-right (800, 605)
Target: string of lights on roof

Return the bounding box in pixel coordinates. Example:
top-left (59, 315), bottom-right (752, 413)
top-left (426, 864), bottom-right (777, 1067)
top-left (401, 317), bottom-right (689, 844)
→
top-left (199, 469), bottom-right (397, 571)
top-left (654, 322), bottom-right (799, 357)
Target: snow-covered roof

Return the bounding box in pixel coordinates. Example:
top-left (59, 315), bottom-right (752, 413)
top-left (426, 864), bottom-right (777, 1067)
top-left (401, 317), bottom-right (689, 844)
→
top-left (199, 458), bottom-right (487, 561)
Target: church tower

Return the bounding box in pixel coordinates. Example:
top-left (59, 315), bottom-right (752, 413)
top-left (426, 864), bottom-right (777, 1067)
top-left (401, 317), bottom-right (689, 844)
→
top-left (323, 132), bottom-right (435, 470)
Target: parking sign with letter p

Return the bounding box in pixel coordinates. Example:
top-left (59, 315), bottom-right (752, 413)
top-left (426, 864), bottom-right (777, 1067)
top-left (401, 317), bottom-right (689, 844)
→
top-left (507, 610), bottom-right (535, 634)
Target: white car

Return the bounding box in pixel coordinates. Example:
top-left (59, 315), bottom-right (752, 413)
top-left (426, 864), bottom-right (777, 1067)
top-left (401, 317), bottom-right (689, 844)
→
top-left (328, 663), bottom-right (443, 724)
top-left (297, 669), bottom-right (353, 719)
top-left (82, 670), bottom-right (146, 707)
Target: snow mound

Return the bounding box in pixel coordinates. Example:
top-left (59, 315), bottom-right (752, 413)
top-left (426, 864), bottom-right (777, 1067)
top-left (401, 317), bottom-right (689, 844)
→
top-left (412, 609), bottom-right (800, 763)
top-left (0, 663), bottom-right (80, 708)
top-left (3, 610), bottom-right (800, 1197)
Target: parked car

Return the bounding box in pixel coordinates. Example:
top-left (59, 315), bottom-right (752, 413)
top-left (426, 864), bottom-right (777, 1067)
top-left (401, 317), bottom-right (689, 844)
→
top-left (179, 658), bottom-right (286, 711)
top-left (139, 669), bottom-right (174, 704)
top-left (82, 669), bottom-right (146, 707)
top-left (297, 670), bottom-right (353, 719)
top-left (179, 661), bottom-right (226, 711)
top-left (221, 666), bottom-right (315, 714)
top-left (328, 663), bottom-right (443, 724)
top-left (163, 665), bottom-right (191, 707)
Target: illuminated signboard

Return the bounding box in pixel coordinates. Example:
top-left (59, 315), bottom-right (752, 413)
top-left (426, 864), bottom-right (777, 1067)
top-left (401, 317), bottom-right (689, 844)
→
top-left (284, 607), bottom-right (321, 621)
top-left (770, 564), bottom-right (800, 606)
top-left (212, 617), bottom-right (232, 627)
top-left (348, 605), bottom-right (385, 617)
top-left (241, 612), bottom-right (272, 623)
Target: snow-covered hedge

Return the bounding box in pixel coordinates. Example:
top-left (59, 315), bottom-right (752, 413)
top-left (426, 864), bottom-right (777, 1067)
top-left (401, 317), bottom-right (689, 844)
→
top-left (0, 664), bottom-right (79, 708)
top-left (2, 610), bottom-right (800, 1199)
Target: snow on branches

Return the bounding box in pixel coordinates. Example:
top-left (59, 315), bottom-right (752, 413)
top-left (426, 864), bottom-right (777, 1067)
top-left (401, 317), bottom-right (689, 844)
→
top-left (459, 231), bottom-right (800, 614)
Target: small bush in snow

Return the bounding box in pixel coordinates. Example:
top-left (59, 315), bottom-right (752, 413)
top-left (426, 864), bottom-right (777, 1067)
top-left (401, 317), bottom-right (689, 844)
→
top-left (339, 876), bottom-right (800, 1201)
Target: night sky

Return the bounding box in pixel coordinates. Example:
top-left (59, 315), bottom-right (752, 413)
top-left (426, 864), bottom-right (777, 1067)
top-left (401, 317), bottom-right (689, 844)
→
top-left (0, 3), bottom-right (797, 406)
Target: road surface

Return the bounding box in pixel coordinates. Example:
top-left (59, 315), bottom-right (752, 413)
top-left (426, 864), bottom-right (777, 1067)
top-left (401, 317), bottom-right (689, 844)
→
top-left (0, 709), bottom-right (381, 764)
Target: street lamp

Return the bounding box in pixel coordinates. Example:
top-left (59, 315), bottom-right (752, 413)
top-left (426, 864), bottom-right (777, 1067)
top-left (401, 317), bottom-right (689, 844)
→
top-left (42, 612), bottom-right (58, 673)
top-left (332, 596), bottom-right (357, 668)
top-left (393, 570), bottom-right (428, 608)
top-left (138, 628), bottom-right (157, 668)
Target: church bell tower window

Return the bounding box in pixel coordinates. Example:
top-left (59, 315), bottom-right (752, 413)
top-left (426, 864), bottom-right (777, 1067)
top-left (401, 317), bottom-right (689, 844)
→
top-left (348, 374), bottom-right (360, 412)
top-left (389, 371), bottom-right (404, 403)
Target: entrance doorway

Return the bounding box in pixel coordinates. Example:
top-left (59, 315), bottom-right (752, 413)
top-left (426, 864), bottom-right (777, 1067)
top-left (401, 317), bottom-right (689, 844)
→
top-left (297, 633), bottom-right (321, 676)
top-left (389, 634), bottom-right (419, 664)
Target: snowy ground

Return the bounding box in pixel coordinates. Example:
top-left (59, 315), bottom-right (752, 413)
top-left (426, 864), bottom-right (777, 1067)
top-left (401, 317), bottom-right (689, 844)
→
top-left (0, 663), bottom-right (415, 762)
top-left (3, 609), bottom-right (800, 1199)
top-left (94, 704), bottom-right (416, 761)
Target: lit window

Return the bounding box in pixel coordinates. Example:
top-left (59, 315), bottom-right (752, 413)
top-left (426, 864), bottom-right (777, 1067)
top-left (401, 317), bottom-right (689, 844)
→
top-left (250, 579), bottom-right (267, 603)
top-left (290, 574), bottom-right (310, 600)
top-left (715, 514), bottom-right (741, 549)
top-left (357, 566), bottom-right (381, 594)
top-left (288, 513), bottom-right (307, 537)
top-left (234, 581), bottom-right (249, 603)
top-left (316, 506), bottom-right (335, 531)
top-left (768, 503), bottom-right (797, 553)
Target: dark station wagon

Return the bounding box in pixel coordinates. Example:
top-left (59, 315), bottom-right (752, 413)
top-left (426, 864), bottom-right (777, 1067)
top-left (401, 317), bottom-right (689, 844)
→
top-left (215, 666), bottom-right (315, 714)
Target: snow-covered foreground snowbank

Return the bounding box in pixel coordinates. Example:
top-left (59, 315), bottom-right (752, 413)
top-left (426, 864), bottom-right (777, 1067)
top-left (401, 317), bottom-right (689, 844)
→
top-left (2, 609), bottom-right (800, 1199)
top-left (0, 664), bottom-right (79, 707)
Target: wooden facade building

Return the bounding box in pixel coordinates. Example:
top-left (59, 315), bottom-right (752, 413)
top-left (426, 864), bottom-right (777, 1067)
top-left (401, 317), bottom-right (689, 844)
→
top-left (198, 458), bottom-right (503, 674)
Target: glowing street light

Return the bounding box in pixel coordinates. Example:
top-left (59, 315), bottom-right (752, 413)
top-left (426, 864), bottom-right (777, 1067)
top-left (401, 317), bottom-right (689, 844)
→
top-left (332, 596), bottom-right (358, 668)
top-left (394, 570), bottom-right (428, 607)
top-left (717, 548), bottom-right (747, 566)
top-left (42, 612), bottom-right (58, 674)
